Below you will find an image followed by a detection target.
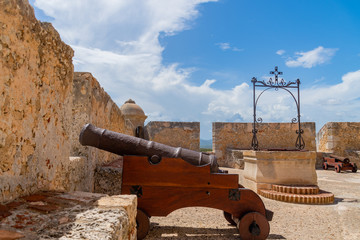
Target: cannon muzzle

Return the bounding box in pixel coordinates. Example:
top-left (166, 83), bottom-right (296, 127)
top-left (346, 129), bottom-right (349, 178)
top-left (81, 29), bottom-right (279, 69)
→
top-left (79, 123), bottom-right (219, 172)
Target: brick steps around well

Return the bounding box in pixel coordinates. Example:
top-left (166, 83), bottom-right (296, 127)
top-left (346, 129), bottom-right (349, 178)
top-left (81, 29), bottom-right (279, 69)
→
top-left (271, 184), bottom-right (319, 195)
top-left (258, 184), bottom-right (334, 204)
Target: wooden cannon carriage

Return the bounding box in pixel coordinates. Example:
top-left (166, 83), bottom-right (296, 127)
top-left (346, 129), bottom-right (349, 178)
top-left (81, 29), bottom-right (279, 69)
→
top-left (80, 123), bottom-right (273, 239)
top-left (323, 155), bottom-right (357, 173)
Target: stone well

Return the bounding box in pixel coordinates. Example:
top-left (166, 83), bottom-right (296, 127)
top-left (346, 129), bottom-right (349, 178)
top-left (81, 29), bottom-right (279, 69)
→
top-left (242, 150), bottom-right (318, 191)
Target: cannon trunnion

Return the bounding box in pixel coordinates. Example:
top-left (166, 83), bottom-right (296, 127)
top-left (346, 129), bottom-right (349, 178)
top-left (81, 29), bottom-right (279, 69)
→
top-left (79, 124), bottom-right (272, 239)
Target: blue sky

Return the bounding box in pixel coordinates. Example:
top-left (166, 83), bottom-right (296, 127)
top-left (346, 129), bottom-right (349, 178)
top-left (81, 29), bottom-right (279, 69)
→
top-left (30, 0), bottom-right (360, 140)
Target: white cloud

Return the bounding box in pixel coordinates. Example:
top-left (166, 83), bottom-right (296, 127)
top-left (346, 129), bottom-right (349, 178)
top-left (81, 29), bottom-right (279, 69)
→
top-left (32, 1), bottom-right (360, 139)
top-left (217, 42), bottom-right (243, 52)
top-left (276, 49), bottom-right (285, 55)
top-left (302, 70), bottom-right (360, 105)
top-left (35, 0), bottom-right (217, 50)
top-left (218, 42), bottom-right (230, 50)
top-left (314, 76), bottom-right (325, 83)
top-left (232, 47), bottom-right (244, 52)
top-left (286, 46), bottom-right (338, 68)
top-left (299, 69), bottom-right (360, 127)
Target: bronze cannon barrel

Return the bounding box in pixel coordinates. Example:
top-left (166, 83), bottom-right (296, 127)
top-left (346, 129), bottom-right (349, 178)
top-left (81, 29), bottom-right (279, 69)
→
top-left (79, 123), bottom-right (219, 172)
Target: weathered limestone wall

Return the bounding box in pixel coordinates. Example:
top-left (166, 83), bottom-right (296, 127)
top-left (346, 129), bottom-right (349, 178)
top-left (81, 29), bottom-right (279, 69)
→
top-left (71, 72), bottom-right (127, 192)
top-left (317, 122), bottom-right (360, 164)
top-left (0, 1), bottom-right (128, 203)
top-left (144, 121), bottom-right (200, 151)
top-left (213, 122), bottom-right (316, 166)
top-left (0, 0), bottom-right (74, 202)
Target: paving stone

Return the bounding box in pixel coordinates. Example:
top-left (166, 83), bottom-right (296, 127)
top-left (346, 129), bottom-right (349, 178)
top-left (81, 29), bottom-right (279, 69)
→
top-left (0, 191), bottom-right (136, 240)
top-left (55, 192), bottom-right (107, 204)
top-left (22, 194), bottom-right (48, 203)
top-left (5, 202), bottom-right (25, 210)
top-left (43, 197), bottom-right (78, 208)
top-left (27, 203), bottom-right (59, 213)
top-left (0, 205), bottom-right (11, 219)
top-left (0, 229), bottom-right (25, 240)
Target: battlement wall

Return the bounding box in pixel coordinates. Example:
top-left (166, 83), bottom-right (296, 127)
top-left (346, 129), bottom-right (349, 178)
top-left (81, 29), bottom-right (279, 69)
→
top-left (145, 121), bottom-right (200, 151)
top-left (0, 0), bottom-right (74, 202)
top-left (71, 72), bottom-right (128, 192)
top-left (0, 0), bottom-right (126, 202)
top-left (213, 122), bottom-right (316, 166)
top-left (317, 122), bottom-right (360, 159)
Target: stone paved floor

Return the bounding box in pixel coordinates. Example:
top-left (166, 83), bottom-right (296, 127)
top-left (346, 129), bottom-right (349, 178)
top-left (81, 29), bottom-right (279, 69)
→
top-left (146, 169), bottom-right (360, 240)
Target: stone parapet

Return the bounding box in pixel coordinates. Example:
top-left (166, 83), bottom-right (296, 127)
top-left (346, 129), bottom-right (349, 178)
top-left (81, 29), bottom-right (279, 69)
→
top-left (0, 0), bottom-right (127, 202)
top-left (56, 157), bottom-right (87, 192)
top-left (213, 122), bottom-right (316, 167)
top-left (0, 0), bottom-right (74, 202)
top-left (94, 159), bottom-right (123, 196)
top-left (144, 121), bottom-right (200, 151)
top-left (317, 122), bottom-right (360, 166)
top-left (71, 72), bottom-right (127, 192)
top-left (0, 191), bottom-right (137, 240)
top-left (95, 194), bottom-right (137, 240)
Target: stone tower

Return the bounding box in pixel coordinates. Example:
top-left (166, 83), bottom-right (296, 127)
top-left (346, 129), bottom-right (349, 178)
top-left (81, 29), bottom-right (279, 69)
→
top-left (120, 99), bottom-right (147, 137)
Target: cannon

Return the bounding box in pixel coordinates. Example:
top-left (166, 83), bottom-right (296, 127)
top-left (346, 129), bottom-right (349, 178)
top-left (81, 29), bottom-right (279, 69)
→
top-left (79, 123), bottom-right (219, 173)
top-left (323, 155), bottom-right (357, 173)
top-left (80, 123), bottom-right (272, 239)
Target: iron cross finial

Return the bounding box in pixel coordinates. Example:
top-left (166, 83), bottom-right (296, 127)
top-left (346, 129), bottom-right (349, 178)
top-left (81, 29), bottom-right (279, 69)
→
top-left (270, 66), bottom-right (283, 83)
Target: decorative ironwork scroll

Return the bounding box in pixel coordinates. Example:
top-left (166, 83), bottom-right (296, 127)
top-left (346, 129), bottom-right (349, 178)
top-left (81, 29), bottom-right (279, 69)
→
top-left (251, 66), bottom-right (305, 150)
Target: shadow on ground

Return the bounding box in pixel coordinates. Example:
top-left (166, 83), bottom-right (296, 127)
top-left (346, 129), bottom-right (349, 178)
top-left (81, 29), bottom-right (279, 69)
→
top-left (146, 223), bottom-right (286, 239)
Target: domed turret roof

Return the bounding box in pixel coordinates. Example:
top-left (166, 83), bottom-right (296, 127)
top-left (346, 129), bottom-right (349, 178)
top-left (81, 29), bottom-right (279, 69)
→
top-left (120, 99), bottom-right (146, 117)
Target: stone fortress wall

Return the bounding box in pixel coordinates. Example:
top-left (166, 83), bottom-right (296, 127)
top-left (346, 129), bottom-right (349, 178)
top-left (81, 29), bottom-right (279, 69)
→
top-left (1, 0), bottom-right (77, 202)
top-left (212, 122), bottom-right (317, 167)
top-left (317, 122), bottom-right (360, 165)
top-left (0, 0), bottom-right (132, 203)
top-left (70, 72), bottom-right (128, 192)
top-left (144, 121), bottom-right (200, 151)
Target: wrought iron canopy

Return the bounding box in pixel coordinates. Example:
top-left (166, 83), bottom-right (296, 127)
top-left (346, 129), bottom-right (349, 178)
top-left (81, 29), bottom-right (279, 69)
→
top-left (251, 66), bottom-right (305, 150)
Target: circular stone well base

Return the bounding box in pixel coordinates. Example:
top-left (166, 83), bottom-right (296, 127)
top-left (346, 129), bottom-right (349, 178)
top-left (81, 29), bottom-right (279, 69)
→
top-left (258, 184), bottom-right (334, 204)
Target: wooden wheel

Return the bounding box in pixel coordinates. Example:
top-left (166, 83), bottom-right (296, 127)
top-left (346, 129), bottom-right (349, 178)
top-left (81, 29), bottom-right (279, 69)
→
top-left (238, 212), bottom-right (270, 240)
top-left (223, 211), bottom-right (236, 226)
top-left (136, 209), bottom-right (150, 240)
top-left (335, 165), bottom-right (341, 173)
top-left (352, 164), bottom-right (357, 173)
top-left (323, 162), bottom-right (328, 170)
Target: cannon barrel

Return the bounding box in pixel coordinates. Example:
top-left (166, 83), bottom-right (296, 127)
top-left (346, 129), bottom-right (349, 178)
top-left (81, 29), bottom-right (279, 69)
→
top-left (329, 155), bottom-right (349, 162)
top-left (79, 123), bottom-right (219, 172)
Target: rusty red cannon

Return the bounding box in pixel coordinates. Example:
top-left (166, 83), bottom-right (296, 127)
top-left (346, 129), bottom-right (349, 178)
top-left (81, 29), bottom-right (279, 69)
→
top-left (323, 155), bottom-right (357, 173)
top-left (80, 123), bottom-right (273, 239)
